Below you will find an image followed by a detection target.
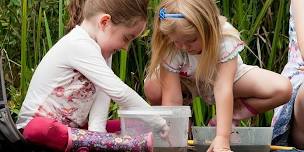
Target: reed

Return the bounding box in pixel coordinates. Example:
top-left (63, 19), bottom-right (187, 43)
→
top-left (0, 0), bottom-right (291, 126)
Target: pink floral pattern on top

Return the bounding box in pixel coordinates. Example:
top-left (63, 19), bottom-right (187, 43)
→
top-left (34, 70), bottom-right (96, 128)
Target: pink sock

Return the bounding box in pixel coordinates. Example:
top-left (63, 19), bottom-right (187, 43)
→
top-left (207, 117), bottom-right (217, 126)
top-left (240, 99), bottom-right (259, 115)
top-left (106, 119), bottom-right (121, 133)
top-left (233, 98), bottom-right (259, 120)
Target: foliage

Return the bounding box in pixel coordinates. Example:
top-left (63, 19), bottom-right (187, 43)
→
top-left (0, 0), bottom-right (291, 126)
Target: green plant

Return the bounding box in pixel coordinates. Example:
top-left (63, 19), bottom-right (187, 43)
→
top-left (0, 0), bottom-right (291, 126)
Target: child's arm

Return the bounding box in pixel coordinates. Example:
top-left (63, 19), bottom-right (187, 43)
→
top-left (208, 57), bottom-right (237, 151)
top-left (68, 41), bottom-right (168, 132)
top-left (69, 41), bottom-right (150, 108)
top-left (159, 66), bottom-right (183, 105)
top-left (88, 88), bottom-right (110, 132)
top-left (292, 0), bottom-right (304, 57)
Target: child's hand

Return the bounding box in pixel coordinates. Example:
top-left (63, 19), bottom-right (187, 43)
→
top-left (149, 116), bottom-right (170, 144)
top-left (159, 123), bottom-right (170, 138)
top-left (159, 124), bottom-right (171, 146)
top-left (297, 66), bottom-right (304, 71)
top-left (207, 135), bottom-right (232, 152)
top-left (150, 118), bottom-right (169, 138)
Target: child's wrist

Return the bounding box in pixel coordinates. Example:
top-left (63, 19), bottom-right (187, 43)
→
top-left (215, 134), bottom-right (230, 139)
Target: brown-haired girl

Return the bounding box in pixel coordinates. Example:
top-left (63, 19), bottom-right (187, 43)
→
top-left (16, 0), bottom-right (169, 151)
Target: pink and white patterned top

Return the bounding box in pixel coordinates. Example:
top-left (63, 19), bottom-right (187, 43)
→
top-left (16, 26), bottom-right (162, 132)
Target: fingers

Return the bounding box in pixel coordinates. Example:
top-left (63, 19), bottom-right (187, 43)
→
top-left (207, 137), bottom-right (233, 152)
top-left (207, 143), bottom-right (214, 152)
top-left (160, 130), bottom-right (169, 138)
top-left (159, 124), bottom-right (170, 138)
top-left (207, 144), bottom-right (233, 152)
top-left (297, 66), bottom-right (304, 71)
top-left (212, 147), bottom-right (233, 152)
top-left (207, 147), bottom-right (212, 152)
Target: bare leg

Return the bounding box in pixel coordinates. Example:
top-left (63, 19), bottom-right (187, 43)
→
top-left (144, 75), bottom-right (162, 105)
top-left (233, 68), bottom-right (292, 119)
top-left (144, 71), bottom-right (184, 106)
top-left (291, 85), bottom-right (304, 149)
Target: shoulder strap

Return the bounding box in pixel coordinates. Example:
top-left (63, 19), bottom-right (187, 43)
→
top-left (0, 58), bottom-right (6, 108)
top-left (0, 57), bottom-right (24, 143)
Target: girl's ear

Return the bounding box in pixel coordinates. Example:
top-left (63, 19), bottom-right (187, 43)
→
top-left (98, 14), bottom-right (111, 31)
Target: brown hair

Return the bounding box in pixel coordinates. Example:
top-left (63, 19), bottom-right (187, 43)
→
top-left (67, 0), bottom-right (149, 32)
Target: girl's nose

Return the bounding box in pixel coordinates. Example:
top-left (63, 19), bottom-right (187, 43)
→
top-left (175, 42), bottom-right (189, 50)
top-left (175, 42), bottom-right (183, 49)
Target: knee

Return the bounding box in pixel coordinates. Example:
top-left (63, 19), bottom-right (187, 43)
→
top-left (23, 117), bottom-right (68, 150)
top-left (144, 80), bottom-right (162, 105)
top-left (274, 77), bottom-right (292, 104)
top-left (23, 117), bottom-right (52, 141)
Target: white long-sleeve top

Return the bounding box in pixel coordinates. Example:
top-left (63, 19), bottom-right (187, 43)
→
top-left (16, 26), bottom-right (165, 132)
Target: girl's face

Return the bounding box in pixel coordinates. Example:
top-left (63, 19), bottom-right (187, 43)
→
top-left (168, 32), bottom-right (202, 55)
top-left (96, 19), bottom-right (146, 59)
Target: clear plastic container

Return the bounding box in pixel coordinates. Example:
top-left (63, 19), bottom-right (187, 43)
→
top-left (192, 127), bottom-right (273, 152)
top-left (118, 106), bottom-right (191, 148)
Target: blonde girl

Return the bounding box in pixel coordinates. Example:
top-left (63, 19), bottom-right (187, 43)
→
top-left (16, 0), bottom-right (168, 151)
top-left (144, 0), bottom-right (292, 151)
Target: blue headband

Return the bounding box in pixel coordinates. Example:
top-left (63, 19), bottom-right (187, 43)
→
top-left (159, 8), bottom-right (184, 20)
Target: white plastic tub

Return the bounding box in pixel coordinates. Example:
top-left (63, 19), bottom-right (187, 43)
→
top-left (192, 127), bottom-right (273, 152)
top-left (118, 106), bottom-right (191, 148)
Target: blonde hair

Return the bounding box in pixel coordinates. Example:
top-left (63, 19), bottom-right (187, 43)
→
top-left (147, 0), bottom-right (240, 91)
top-left (67, 0), bottom-right (149, 32)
